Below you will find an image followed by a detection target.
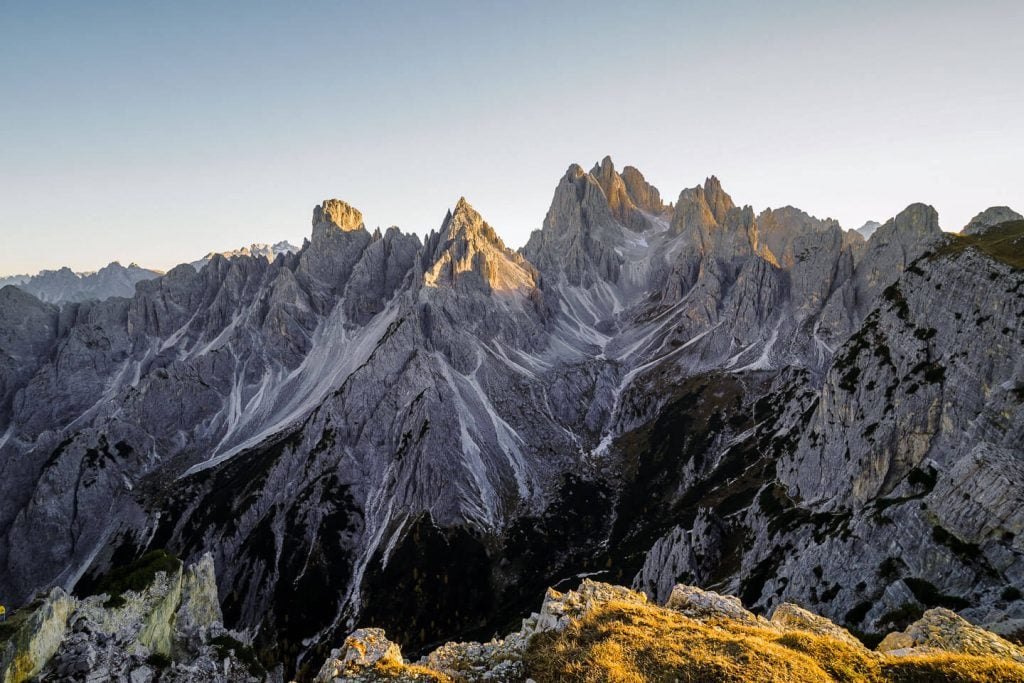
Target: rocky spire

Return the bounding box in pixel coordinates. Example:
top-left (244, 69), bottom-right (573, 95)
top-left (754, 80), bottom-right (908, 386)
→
top-left (299, 199), bottom-right (374, 302)
top-left (437, 197), bottom-right (506, 252)
top-left (312, 199), bottom-right (365, 238)
top-left (590, 156), bottom-right (635, 226)
top-left (521, 164), bottom-right (624, 286)
top-left (588, 156), bottom-right (667, 231)
top-left (671, 176), bottom-right (736, 234)
top-left (423, 197), bottom-right (537, 294)
top-left (703, 176), bottom-right (734, 224)
top-left (621, 165), bottom-right (666, 214)
top-left (672, 184), bottom-right (717, 236)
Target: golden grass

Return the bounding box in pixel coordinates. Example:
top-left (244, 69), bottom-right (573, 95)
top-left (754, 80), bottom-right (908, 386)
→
top-left (522, 599), bottom-right (1024, 683)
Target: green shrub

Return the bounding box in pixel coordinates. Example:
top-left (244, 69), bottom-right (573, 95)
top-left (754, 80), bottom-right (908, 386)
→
top-left (146, 652), bottom-right (172, 669)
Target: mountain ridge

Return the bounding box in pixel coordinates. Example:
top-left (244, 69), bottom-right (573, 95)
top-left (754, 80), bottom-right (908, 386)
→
top-left (0, 157), bottom-right (1020, 680)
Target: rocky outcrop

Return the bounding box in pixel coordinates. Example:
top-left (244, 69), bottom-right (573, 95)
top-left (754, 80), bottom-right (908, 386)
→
top-left (313, 581), bottom-right (1024, 682)
top-left (665, 583), bottom-right (760, 625)
top-left (770, 602), bottom-right (864, 647)
top-left (878, 607), bottom-right (1024, 662)
top-left (0, 554), bottom-right (262, 682)
top-left (0, 587), bottom-right (75, 683)
top-left (313, 628), bottom-right (406, 682)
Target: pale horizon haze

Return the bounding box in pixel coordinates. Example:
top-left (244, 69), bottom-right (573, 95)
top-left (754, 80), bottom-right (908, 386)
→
top-left (1, 1), bottom-right (1022, 276)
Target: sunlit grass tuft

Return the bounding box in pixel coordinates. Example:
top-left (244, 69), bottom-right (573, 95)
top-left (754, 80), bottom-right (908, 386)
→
top-left (522, 598), bottom-right (1024, 682)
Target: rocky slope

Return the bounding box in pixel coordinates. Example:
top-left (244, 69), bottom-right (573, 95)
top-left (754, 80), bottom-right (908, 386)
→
top-left (0, 157), bottom-right (1020, 680)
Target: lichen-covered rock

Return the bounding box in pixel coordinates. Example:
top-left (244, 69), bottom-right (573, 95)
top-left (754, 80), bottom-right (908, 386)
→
top-left (421, 638), bottom-right (524, 682)
top-left (0, 587), bottom-right (75, 683)
top-left (31, 555), bottom-right (263, 682)
top-left (878, 607), bottom-right (1024, 662)
top-left (665, 584), bottom-right (760, 625)
top-left (177, 552), bottom-right (223, 635)
top-left (529, 580), bottom-right (647, 634)
top-left (313, 628), bottom-right (405, 682)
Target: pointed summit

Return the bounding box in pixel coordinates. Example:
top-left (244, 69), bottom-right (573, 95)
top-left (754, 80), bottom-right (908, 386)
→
top-left (671, 177), bottom-right (730, 236)
top-left (424, 198), bottom-right (536, 294)
top-left (522, 164), bottom-right (625, 286)
top-left (439, 197), bottom-right (506, 250)
top-left (588, 156), bottom-right (668, 231)
top-left (702, 176), bottom-right (734, 224)
top-left (590, 156), bottom-right (635, 226)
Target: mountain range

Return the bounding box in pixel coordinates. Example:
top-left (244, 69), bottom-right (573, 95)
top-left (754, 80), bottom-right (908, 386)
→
top-left (0, 242), bottom-right (302, 305)
top-left (0, 157), bottom-right (1021, 680)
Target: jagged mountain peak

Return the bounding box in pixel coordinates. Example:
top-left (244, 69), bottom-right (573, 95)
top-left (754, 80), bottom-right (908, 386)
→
top-left (565, 162), bottom-right (587, 179)
top-left (590, 154), bottom-right (616, 176)
top-left (621, 164), bottom-right (667, 214)
top-left (671, 176), bottom-right (738, 237)
top-left (963, 205), bottom-right (1023, 236)
top-left (438, 197), bottom-right (505, 249)
top-left (425, 198), bottom-right (536, 293)
top-left (702, 175), bottom-right (735, 223)
top-left (313, 198), bottom-right (365, 236)
top-left (588, 155), bottom-right (668, 229)
top-left (521, 163), bottom-right (626, 286)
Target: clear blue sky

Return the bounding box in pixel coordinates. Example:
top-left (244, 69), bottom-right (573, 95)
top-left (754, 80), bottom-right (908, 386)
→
top-left (1, 1), bottom-right (1021, 275)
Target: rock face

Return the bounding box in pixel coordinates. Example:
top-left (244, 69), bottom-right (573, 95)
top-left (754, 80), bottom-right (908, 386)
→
top-left (0, 157), bottom-right (1021, 680)
top-left (0, 587), bottom-right (75, 683)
